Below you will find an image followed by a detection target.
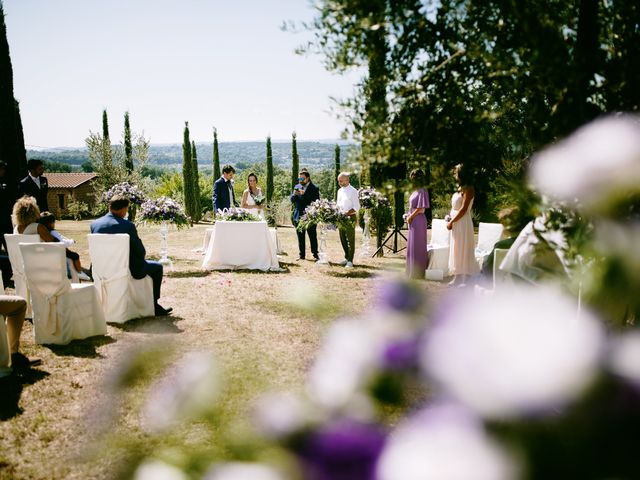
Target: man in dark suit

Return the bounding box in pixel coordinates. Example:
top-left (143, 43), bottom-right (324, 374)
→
top-left (212, 164), bottom-right (236, 212)
top-left (290, 169), bottom-right (320, 260)
top-left (90, 195), bottom-right (172, 316)
top-left (17, 159), bottom-right (48, 212)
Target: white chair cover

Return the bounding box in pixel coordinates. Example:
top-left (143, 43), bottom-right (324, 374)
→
top-left (88, 234), bottom-right (155, 323)
top-left (5, 233), bottom-right (41, 318)
top-left (475, 222), bottom-right (504, 267)
top-left (427, 219), bottom-right (450, 272)
top-left (20, 242), bottom-right (106, 345)
top-left (492, 248), bottom-right (512, 290)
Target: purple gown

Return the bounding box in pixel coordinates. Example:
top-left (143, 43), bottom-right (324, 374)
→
top-left (406, 188), bottom-right (430, 279)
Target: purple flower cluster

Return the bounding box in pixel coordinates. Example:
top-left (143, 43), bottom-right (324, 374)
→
top-left (138, 196), bottom-right (190, 228)
top-left (298, 199), bottom-right (350, 231)
top-left (102, 182), bottom-right (148, 206)
top-left (358, 187), bottom-right (389, 210)
top-left (216, 207), bottom-right (262, 222)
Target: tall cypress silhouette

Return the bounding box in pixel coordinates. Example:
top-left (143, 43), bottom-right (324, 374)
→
top-left (291, 131), bottom-right (299, 190)
top-left (191, 140), bottom-right (201, 222)
top-left (0, 3), bottom-right (27, 187)
top-left (266, 136), bottom-right (274, 204)
top-left (182, 122), bottom-right (194, 219)
top-left (212, 127), bottom-right (220, 179)
top-left (334, 144), bottom-right (341, 200)
top-left (102, 109), bottom-right (112, 165)
top-left (124, 111), bottom-right (133, 173)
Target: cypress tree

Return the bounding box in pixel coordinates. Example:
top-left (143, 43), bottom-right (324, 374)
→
top-left (266, 136), bottom-right (274, 204)
top-left (191, 140), bottom-right (202, 222)
top-left (291, 131), bottom-right (299, 190)
top-left (182, 122), bottom-right (194, 220)
top-left (102, 109), bottom-right (110, 142)
top-left (334, 144), bottom-right (341, 200)
top-left (124, 111), bottom-right (133, 173)
top-left (102, 109), bottom-right (112, 166)
top-left (212, 127), bottom-right (221, 179)
top-left (0, 3), bottom-right (27, 187)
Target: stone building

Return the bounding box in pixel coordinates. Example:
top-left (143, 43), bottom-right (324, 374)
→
top-left (46, 173), bottom-right (99, 218)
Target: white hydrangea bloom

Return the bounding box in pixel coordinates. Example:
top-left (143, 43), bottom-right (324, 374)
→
top-left (421, 286), bottom-right (604, 418)
top-left (377, 404), bottom-right (518, 480)
top-left (530, 114), bottom-right (640, 212)
top-left (609, 330), bottom-right (640, 384)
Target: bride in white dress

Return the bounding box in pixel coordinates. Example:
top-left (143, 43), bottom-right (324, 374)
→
top-left (241, 172), bottom-right (265, 220)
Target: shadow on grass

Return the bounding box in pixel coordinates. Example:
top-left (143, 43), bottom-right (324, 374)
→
top-left (166, 269), bottom-right (212, 279)
top-left (325, 269), bottom-right (375, 279)
top-left (0, 368), bottom-right (50, 420)
top-left (47, 335), bottom-right (116, 358)
top-left (109, 315), bottom-right (184, 334)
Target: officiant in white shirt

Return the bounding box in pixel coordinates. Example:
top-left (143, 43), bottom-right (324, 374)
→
top-left (336, 172), bottom-right (360, 269)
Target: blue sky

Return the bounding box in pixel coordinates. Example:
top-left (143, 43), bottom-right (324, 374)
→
top-left (4, 0), bottom-right (363, 147)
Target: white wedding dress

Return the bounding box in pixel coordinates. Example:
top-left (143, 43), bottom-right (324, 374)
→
top-left (244, 188), bottom-right (265, 220)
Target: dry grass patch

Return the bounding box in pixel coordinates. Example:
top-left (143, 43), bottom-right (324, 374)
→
top-left (0, 220), bottom-right (446, 479)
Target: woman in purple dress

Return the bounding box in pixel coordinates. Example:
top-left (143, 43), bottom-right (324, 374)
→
top-left (405, 168), bottom-right (430, 279)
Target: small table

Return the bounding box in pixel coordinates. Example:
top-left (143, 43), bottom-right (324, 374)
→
top-left (202, 221), bottom-right (281, 271)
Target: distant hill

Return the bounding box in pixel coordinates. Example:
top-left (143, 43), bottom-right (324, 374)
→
top-left (27, 141), bottom-right (359, 172)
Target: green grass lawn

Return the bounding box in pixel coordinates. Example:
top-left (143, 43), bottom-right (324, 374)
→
top-left (0, 220), bottom-right (446, 480)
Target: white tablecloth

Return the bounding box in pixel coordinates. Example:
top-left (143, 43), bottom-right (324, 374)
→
top-left (202, 221), bottom-right (281, 271)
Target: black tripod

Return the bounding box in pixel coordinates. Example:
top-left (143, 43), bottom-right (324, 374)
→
top-left (372, 190), bottom-right (407, 257)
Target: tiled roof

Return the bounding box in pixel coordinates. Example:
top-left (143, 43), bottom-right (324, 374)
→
top-left (47, 173), bottom-right (98, 189)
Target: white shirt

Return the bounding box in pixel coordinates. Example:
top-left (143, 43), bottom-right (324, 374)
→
top-left (337, 184), bottom-right (360, 214)
top-left (29, 173), bottom-right (41, 188)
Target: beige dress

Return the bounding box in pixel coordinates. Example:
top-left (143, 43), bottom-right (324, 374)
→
top-left (448, 191), bottom-right (479, 276)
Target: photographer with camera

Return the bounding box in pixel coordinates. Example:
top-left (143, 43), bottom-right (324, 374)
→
top-left (290, 169), bottom-right (320, 260)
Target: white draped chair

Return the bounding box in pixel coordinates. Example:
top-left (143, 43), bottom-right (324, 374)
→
top-left (427, 218), bottom-right (450, 275)
top-left (492, 248), bottom-right (513, 290)
top-left (20, 242), bottom-right (106, 345)
top-left (5, 233), bottom-right (41, 318)
top-left (88, 234), bottom-right (155, 323)
top-left (475, 222), bottom-right (504, 268)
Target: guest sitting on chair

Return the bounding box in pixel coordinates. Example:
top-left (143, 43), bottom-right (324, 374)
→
top-left (12, 195), bottom-right (56, 241)
top-left (1, 294), bottom-right (41, 370)
top-left (38, 212), bottom-right (92, 281)
top-left (90, 195), bottom-right (172, 316)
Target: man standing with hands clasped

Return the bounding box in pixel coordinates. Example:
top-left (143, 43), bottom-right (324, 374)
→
top-left (336, 172), bottom-right (360, 268)
top-left (212, 164), bottom-right (236, 212)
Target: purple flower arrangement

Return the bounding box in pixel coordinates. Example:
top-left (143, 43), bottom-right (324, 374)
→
top-left (297, 198), bottom-right (350, 232)
top-left (138, 196), bottom-right (191, 229)
top-left (102, 181), bottom-right (148, 206)
top-left (216, 207), bottom-right (262, 222)
top-left (358, 187), bottom-right (390, 210)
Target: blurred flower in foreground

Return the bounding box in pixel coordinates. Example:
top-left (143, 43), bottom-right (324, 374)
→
top-left (253, 391), bottom-right (316, 441)
top-left (204, 462), bottom-right (285, 480)
top-left (530, 114), bottom-right (640, 214)
top-left (376, 404), bottom-right (518, 480)
top-left (134, 459), bottom-right (189, 480)
top-left (609, 331), bottom-right (640, 386)
top-left (294, 419), bottom-right (385, 480)
top-left (142, 351), bottom-right (220, 432)
top-left (422, 286), bottom-right (604, 418)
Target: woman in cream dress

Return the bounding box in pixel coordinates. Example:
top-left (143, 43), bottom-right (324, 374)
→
top-left (241, 173), bottom-right (265, 219)
top-left (446, 164), bottom-right (479, 285)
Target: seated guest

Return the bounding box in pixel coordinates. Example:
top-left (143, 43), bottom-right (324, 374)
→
top-left (90, 195), bottom-right (172, 316)
top-left (1, 294), bottom-right (41, 370)
top-left (38, 212), bottom-right (91, 281)
top-left (12, 196), bottom-right (56, 241)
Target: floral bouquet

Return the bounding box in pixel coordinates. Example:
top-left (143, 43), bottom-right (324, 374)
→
top-left (102, 182), bottom-right (147, 206)
top-left (252, 193), bottom-right (266, 206)
top-left (216, 207), bottom-right (262, 222)
top-left (358, 187), bottom-right (390, 210)
top-left (297, 198), bottom-right (350, 231)
top-left (138, 196), bottom-right (191, 229)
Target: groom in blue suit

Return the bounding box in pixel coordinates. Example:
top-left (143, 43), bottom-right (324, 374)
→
top-left (90, 195), bottom-right (172, 316)
top-left (212, 164), bottom-right (236, 212)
